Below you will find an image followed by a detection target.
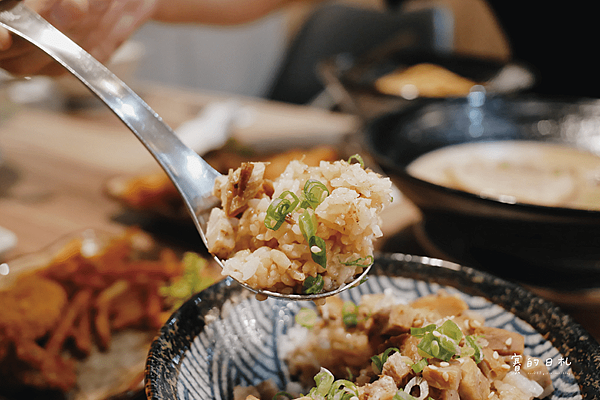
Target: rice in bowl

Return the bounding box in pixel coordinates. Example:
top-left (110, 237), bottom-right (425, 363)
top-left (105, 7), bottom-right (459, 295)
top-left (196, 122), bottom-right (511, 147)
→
top-left (206, 157), bottom-right (393, 295)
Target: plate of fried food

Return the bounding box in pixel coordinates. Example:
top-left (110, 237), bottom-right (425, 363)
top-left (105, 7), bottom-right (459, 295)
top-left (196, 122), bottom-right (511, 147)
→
top-left (145, 253), bottom-right (600, 400)
top-left (0, 228), bottom-right (220, 400)
top-left (318, 50), bottom-right (534, 120)
top-left (103, 141), bottom-right (343, 223)
top-left (336, 50), bottom-right (534, 100)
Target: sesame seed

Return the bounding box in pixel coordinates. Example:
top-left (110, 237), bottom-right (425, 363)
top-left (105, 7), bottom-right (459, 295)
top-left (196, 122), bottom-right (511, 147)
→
top-left (501, 364), bottom-right (511, 370)
top-left (488, 392), bottom-right (495, 398)
top-left (505, 337), bottom-right (513, 346)
top-left (464, 319), bottom-right (470, 329)
top-left (442, 372), bottom-right (449, 381)
top-left (471, 320), bottom-right (482, 328)
top-left (440, 362), bottom-right (450, 367)
top-left (433, 331), bottom-right (441, 337)
top-left (493, 351), bottom-right (499, 360)
top-left (429, 365), bottom-right (438, 370)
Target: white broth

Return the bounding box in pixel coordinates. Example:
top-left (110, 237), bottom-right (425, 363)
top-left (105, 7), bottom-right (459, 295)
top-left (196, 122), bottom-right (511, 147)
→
top-left (406, 141), bottom-right (600, 210)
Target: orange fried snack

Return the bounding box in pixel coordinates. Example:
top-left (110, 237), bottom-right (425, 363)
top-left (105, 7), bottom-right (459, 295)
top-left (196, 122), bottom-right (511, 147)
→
top-left (0, 227), bottom-right (214, 394)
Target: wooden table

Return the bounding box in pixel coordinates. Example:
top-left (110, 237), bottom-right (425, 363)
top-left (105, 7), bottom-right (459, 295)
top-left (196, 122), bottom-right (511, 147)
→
top-left (0, 81), bottom-right (598, 345)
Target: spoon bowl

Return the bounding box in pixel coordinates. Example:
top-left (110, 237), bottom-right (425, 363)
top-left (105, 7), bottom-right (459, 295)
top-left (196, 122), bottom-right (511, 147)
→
top-left (0, 0), bottom-right (370, 300)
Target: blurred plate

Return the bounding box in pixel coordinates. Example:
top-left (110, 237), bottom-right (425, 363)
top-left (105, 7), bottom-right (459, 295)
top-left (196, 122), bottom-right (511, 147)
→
top-left (0, 229), bottom-right (217, 400)
top-left (364, 94), bottom-right (600, 290)
top-left (145, 253), bottom-right (600, 400)
top-left (342, 51), bottom-right (506, 95)
top-left (319, 50), bottom-right (533, 120)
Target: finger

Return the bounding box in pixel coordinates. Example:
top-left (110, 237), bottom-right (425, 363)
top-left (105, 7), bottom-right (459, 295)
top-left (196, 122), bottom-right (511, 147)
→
top-left (0, 28), bottom-right (13, 51)
top-left (46, 0), bottom-right (89, 31)
top-left (0, 47), bottom-right (59, 76)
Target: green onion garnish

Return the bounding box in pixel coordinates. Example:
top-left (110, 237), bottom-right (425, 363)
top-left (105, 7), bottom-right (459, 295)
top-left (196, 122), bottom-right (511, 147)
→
top-left (310, 368), bottom-right (335, 398)
top-left (303, 274), bottom-right (324, 294)
top-left (370, 347), bottom-right (400, 374)
top-left (295, 307), bottom-right (318, 328)
top-left (328, 379), bottom-right (358, 400)
top-left (309, 235), bottom-right (327, 269)
top-left (340, 255), bottom-right (374, 268)
top-left (299, 209), bottom-right (327, 269)
top-left (272, 392), bottom-right (295, 400)
top-left (410, 324), bottom-right (437, 337)
top-left (299, 209), bottom-right (317, 242)
top-left (301, 179), bottom-right (330, 209)
top-left (393, 389), bottom-right (417, 400)
top-left (465, 335), bottom-right (484, 363)
top-left (264, 191), bottom-right (299, 230)
top-left (411, 358), bottom-right (428, 373)
top-left (341, 301), bottom-right (359, 328)
top-left (347, 154), bottom-right (365, 168)
top-left (438, 320), bottom-right (462, 342)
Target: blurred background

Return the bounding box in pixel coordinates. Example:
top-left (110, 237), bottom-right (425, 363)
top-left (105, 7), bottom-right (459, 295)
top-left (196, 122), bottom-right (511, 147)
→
top-left (127, 0), bottom-right (510, 98)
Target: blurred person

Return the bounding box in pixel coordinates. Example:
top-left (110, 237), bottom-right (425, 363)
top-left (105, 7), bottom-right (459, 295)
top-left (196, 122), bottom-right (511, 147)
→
top-left (0, 0), bottom-right (313, 77)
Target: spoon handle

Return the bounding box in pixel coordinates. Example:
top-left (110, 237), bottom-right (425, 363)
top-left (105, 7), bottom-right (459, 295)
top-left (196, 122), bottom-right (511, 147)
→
top-left (0, 0), bottom-right (220, 211)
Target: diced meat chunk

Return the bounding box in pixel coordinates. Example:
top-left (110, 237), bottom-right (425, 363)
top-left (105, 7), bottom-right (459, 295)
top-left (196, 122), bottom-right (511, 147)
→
top-left (359, 375), bottom-right (398, 400)
top-left (473, 326), bottom-right (524, 355)
top-left (479, 347), bottom-right (510, 381)
top-left (380, 304), bottom-right (419, 335)
top-left (379, 334), bottom-right (421, 363)
top-left (410, 291), bottom-right (468, 318)
top-left (458, 357), bottom-right (491, 400)
top-left (217, 162), bottom-right (266, 217)
top-left (381, 352), bottom-right (412, 386)
top-left (429, 387), bottom-right (460, 400)
top-left (422, 361), bottom-right (461, 391)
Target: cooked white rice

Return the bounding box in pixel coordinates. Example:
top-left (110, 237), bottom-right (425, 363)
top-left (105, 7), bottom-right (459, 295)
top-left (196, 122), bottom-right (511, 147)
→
top-left (206, 158), bottom-right (392, 294)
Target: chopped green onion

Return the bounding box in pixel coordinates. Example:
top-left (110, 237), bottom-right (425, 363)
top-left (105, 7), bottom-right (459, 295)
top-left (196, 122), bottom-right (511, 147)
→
top-left (303, 274), bottom-right (324, 294)
top-left (410, 324), bottom-right (437, 338)
top-left (301, 179), bottom-right (330, 209)
top-left (340, 255), bottom-right (374, 268)
top-left (411, 358), bottom-right (428, 373)
top-left (299, 209), bottom-right (327, 269)
top-left (345, 367), bottom-right (354, 381)
top-left (328, 380), bottom-right (358, 400)
top-left (347, 154), bottom-right (365, 168)
top-left (465, 335), bottom-right (484, 363)
top-left (341, 301), bottom-right (358, 328)
top-left (295, 307), bottom-right (318, 328)
top-left (393, 389), bottom-right (417, 400)
top-left (416, 331), bottom-right (458, 362)
top-left (438, 320), bottom-right (463, 342)
top-left (299, 209), bottom-right (317, 242)
top-left (371, 347), bottom-right (400, 374)
top-left (309, 235), bottom-right (327, 269)
top-left (273, 392), bottom-right (295, 400)
top-left (310, 368), bottom-right (335, 399)
top-left (264, 191), bottom-right (299, 230)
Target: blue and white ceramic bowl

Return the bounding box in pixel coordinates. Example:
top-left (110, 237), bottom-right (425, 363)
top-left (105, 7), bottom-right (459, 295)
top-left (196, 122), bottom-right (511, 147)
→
top-left (145, 253), bottom-right (600, 400)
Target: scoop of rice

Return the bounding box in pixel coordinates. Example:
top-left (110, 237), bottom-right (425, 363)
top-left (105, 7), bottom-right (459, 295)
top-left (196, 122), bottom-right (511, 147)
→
top-left (206, 158), bottom-right (392, 294)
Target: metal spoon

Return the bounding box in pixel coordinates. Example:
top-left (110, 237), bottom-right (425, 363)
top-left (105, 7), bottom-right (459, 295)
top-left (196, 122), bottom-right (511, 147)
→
top-left (0, 0), bottom-right (371, 301)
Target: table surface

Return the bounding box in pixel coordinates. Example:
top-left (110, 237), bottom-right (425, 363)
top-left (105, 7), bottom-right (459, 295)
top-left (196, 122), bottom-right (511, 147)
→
top-left (0, 81), bottom-right (598, 344)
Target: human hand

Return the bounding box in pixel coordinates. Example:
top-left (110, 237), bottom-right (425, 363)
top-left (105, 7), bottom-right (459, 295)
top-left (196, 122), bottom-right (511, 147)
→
top-left (0, 0), bottom-right (158, 77)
